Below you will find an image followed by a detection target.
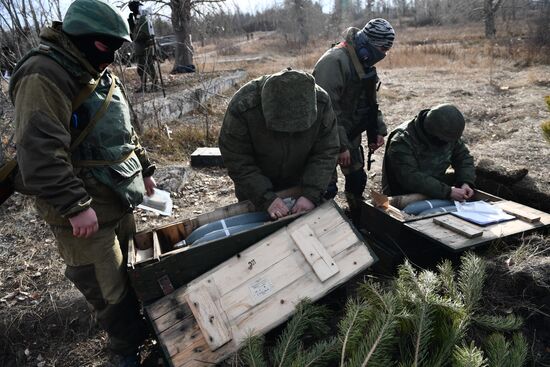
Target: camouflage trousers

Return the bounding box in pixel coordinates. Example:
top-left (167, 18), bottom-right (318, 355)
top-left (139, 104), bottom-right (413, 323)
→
top-left (136, 47), bottom-right (156, 89)
top-left (50, 213), bottom-right (147, 355)
top-left (325, 135), bottom-right (367, 225)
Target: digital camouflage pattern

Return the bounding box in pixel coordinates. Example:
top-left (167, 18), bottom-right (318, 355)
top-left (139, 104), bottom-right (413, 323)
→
top-left (219, 71), bottom-right (339, 210)
top-left (261, 69), bottom-right (317, 132)
top-left (382, 110), bottom-right (476, 199)
top-left (424, 103), bottom-right (466, 142)
top-left (62, 0), bottom-right (131, 41)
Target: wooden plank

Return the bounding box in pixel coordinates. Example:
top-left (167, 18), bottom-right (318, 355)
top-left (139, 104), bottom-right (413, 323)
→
top-left (152, 231), bottom-right (162, 260)
top-left (184, 281), bottom-right (232, 351)
top-left (494, 201), bottom-right (541, 223)
top-left (150, 201), bottom-right (376, 367)
top-left (290, 224), bottom-right (339, 282)
top-left (433, 216), bottom-right (483, 238)
top-left (406, 208), bottom-right (548, 251)
top-left (166, 241), bottom-right (374, 367)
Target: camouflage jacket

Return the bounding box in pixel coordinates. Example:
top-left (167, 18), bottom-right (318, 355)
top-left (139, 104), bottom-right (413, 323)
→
top-left (218, 76), bottom-right (339, 210)
top-left (382, 110), bottom-right (476, 199)
top-left (131, 14), bottom-right (153, 56)
top-left (313, 27), bottom-right (387, 152)
top-left (9, 23), bottom-right (154, 225)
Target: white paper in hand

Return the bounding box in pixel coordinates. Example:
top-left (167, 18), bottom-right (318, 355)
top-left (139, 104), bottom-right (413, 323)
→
top-left (138, 188), bottom-right (173, 216)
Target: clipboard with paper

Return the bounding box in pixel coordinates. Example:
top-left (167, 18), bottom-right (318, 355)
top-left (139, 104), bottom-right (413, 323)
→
top-left (451, 200), bottom-right (515, 226)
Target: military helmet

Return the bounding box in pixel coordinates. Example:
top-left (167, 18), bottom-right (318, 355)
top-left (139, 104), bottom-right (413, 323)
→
top-left (424, 104), bottom-right (465, 142)
top-left (62, 0), bottom-right (131, 42)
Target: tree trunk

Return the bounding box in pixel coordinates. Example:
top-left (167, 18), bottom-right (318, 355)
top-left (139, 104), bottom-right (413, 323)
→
top-left (170, 0), bottom-right (193, 69)
top-left (483, 0), bottom-right (504, 38)
top-left (294, 0), bottom-right (308, 44)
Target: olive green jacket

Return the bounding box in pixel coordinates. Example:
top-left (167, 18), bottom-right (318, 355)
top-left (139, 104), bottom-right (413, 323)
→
top-left (9, 23), bottom-right (153, 225)
top-left (218, 76), bottom-right (339, 210)
top-left (313, 27), bottom-right (387, 152)
top-left (382, 110), bottom-right (476, 199)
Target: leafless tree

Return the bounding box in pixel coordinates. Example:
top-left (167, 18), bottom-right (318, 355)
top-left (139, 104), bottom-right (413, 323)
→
top-left (483, 0), bottom-right (505, 38)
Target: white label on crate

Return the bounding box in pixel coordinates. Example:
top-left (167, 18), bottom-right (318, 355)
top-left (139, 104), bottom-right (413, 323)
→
top-left (249, 278), bottom-right (274, 303)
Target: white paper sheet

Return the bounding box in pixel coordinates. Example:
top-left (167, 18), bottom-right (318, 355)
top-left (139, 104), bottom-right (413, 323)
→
top-left (138, 188), bottom-right (173, 216)
top-left (451, 200), bottom-right (515, 226)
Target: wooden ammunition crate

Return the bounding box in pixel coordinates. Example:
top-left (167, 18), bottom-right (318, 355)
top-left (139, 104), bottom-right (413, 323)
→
top-left (128, 200), bottom-right (296, 303)
top-left (362, 190), bottom-right (549, 265)
top-left (145, 201), bottom-right (377, 366)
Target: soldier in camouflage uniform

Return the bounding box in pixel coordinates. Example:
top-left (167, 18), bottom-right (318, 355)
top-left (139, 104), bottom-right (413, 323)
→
top-left (128, 1), bottom-right (157, 92)
top-left (382, 104), bottom-right (476, 201)
top-left (9, 0), bottom-right (156, 364)
top-left (219, 69), bottom-right (339, 219)
top-left (313, 18), bottom-right (395, 225)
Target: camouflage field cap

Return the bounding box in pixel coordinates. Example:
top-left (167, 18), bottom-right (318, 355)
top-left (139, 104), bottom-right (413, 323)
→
top-left (424, 103), bottom-right (465, 142)
top-left (261, 69), bottom-right (317, 132)
top-left (62, 0), bottom-right (131, 42)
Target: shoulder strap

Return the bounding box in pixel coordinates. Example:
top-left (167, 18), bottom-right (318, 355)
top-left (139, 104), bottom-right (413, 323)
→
top-left (70, 73), bottom-right (116, 151)
top-left (345, 43), bottom-right (366, 79)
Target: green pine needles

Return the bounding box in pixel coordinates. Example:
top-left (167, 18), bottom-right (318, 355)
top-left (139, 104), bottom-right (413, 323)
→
top-left (235, 252), bottom-right (528, 367)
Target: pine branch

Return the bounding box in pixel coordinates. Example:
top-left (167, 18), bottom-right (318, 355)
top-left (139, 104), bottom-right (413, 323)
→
top-left (484, 333), bottom-right (509, 367)
top-left (508, 333), bottom-right (528, 367)
top-left (437, 259), bottom-right (460, 301)
top-left (291, 338), bottom-right (339, 367)
top-left (424, 317), bottom-right (468, 367)
top-left (344, 286), bottom-right (398, 367)
top-left (272, 300), bottom-right (330, 367)
top-left (338, 298), bottom-right (370, 366)
top-left (474, 314), bottom-right (523, 332)
top-left (240, 335), bottom-right (268, 367)
top-left (452, 342), bottom-right (487, 367)
top-left (458, 252), bottom-right (486, 312)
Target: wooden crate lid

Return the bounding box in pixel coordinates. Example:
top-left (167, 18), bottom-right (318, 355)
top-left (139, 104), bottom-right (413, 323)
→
top-left (406, 200), bottom-right (549, 252)
top-left (146, 201), bottom-right (376, 366)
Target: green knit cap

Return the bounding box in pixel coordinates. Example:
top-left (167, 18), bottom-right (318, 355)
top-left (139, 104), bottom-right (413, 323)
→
top-left (424, 104), bottom-right (465, 142)
top-left (62, 0), bottom-right (131, 42)
top-left (261, 69), bottom-right (317, 132)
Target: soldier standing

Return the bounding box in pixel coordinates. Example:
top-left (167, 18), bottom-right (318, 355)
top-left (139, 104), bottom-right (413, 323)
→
top-left (219, 69), bottom-right (339, 219)
top-left (9, 0), bottom-right (156, 365)
top-left (313, 18), bottom-right (395, 226)
top-left (128, 0), bottom-right (157, 92)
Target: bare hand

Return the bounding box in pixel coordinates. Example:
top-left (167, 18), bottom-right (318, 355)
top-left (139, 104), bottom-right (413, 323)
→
top-left (368, 135), bottom-right (385, 151)
top-left (338, 150), bottom-right (351, 167)
top-left (267, 197), bottom-right (290, 219)
top-left (143, 176), bottom-right (156, 196)
top-left (291, 196), bottom-right (315, 214)
top-left (461, 183), bottom-right (474, 199)
top-left (69, 208), bottom-right (99, 238)
top-left (450, 187), bottom-right (467, 202)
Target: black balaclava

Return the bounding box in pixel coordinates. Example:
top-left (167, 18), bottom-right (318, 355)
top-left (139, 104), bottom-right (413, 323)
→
top-left (354, 31), bottom-right (386, 69)
top-left (69, 34), bottom-right (124, 72)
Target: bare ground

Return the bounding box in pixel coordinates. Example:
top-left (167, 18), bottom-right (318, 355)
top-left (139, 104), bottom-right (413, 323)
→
top-left (1, 28), bottom-right (549, 366)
